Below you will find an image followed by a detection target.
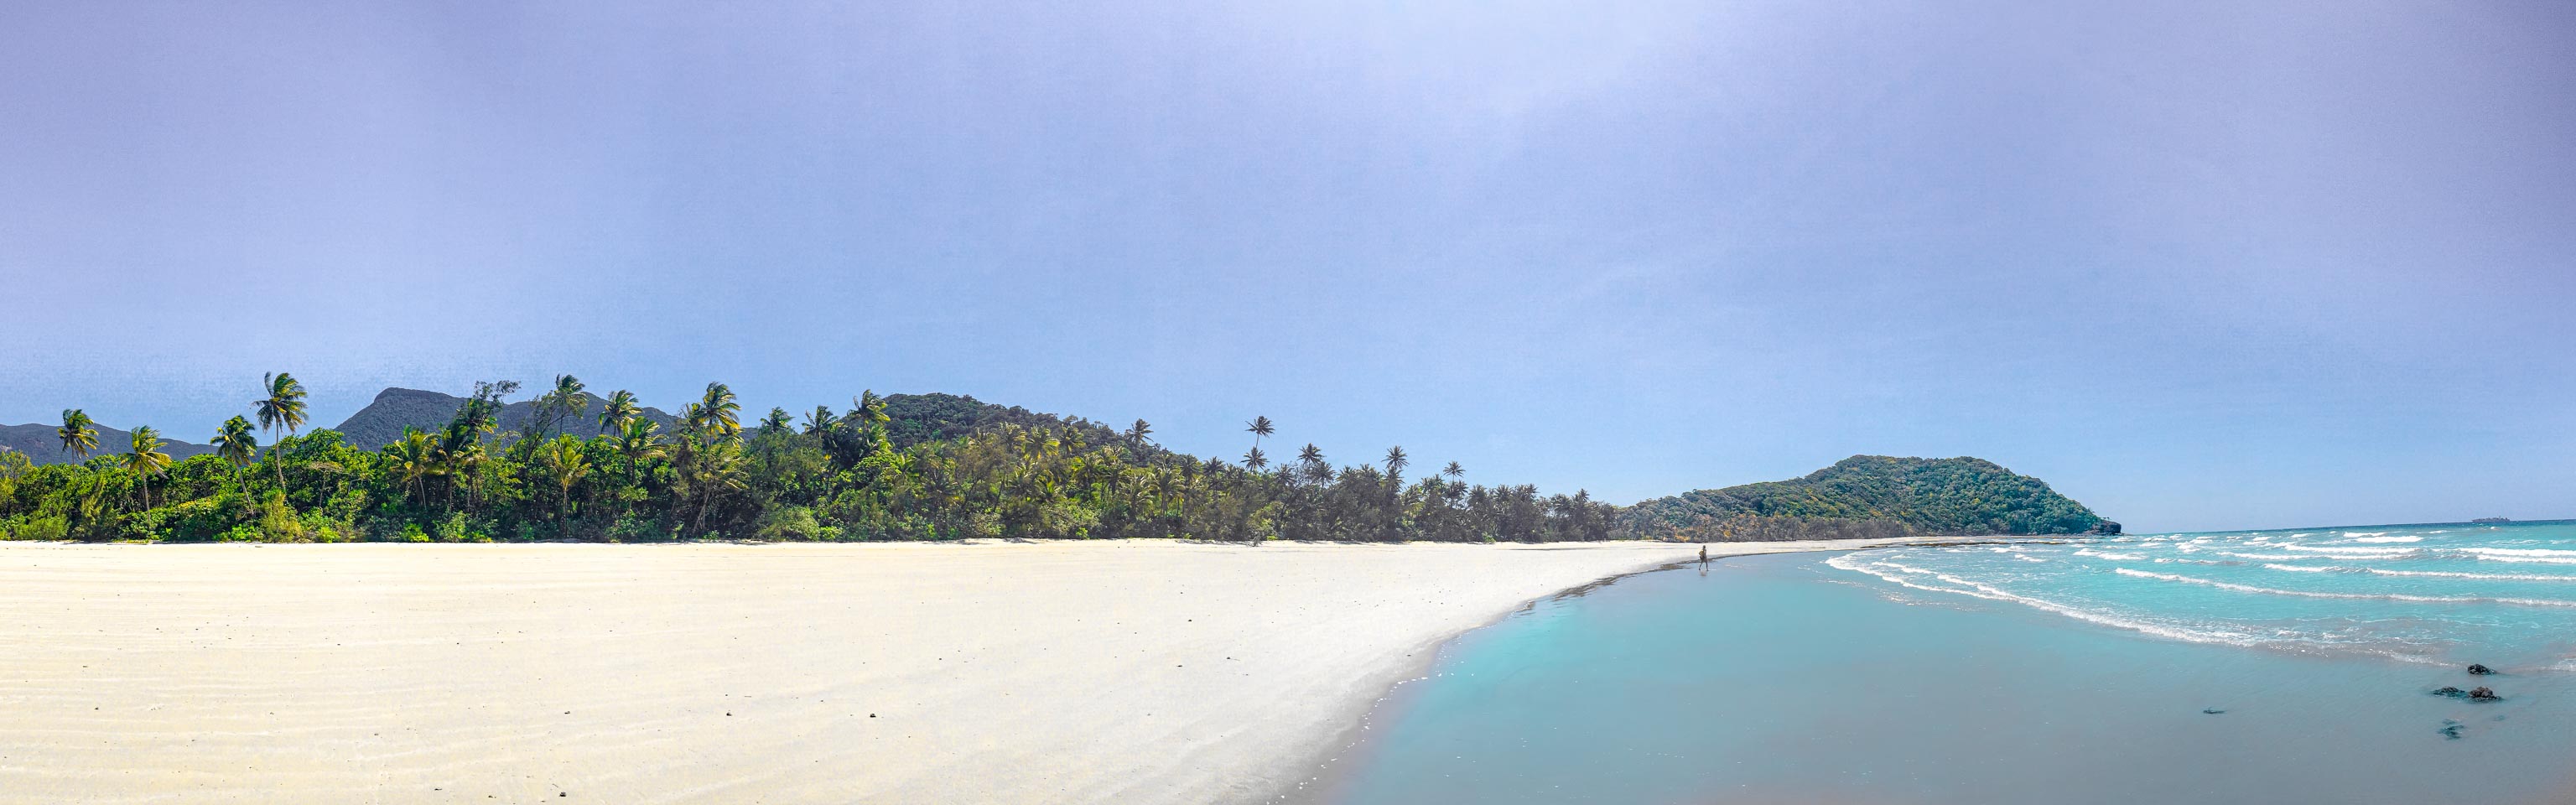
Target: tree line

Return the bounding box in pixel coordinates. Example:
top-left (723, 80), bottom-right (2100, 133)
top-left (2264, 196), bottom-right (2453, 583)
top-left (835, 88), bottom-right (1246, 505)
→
top-left (0, 373), bottom-right (1622, 543)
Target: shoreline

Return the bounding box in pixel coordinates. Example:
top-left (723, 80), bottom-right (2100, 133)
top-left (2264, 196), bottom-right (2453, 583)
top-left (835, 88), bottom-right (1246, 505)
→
top-left (0, 537), bottom-right (1958, 804)
top-left (1258, 536), bottom-right (1966, 805)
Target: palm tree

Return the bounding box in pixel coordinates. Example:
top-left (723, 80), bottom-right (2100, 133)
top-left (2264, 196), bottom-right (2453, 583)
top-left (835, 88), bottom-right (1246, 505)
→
top-left (57, 409), bottom-right (99, 460)
top-left (255, 372), bottom-right (309, 487)
top-left (538, 434), bottom-right (591, 534)
top-left (123, 426), bottom-right (172, 508)
top-left (802, 405), bottom-right (837, 435)
top-left (613, 418), bottom-right (665, 465)
top-left (210, 416), bottom-right (258, 481)
top-left (1243, 445), bottom-right (1268, 470)
top-left (1383, 446), bottom-right (1409, 479)
top-left (386, 428), bottom-right (440, 501)
top-left (597, 389), bottom-right (642, 433)
top-left (844, 390), bottom-right (891, 431)
top-left (1124, 419), bottom-right (1154, 452)
top-left (0, 447), bottom-right (30, 499)
top-left (759, 407), bottom-right (793, 435)
top-left (1244, 415), bottom-right (1274, 456)
top-left (1443, 461), bottom-right (1464, 480)
top-left (529, 374), bottom-right (588, 441)
top-left (689, 382), bottom-right (740, 439)
top-left (683, 437), bottom-right (746, 534)
top-left (449, 442), bottom-right (489, 512)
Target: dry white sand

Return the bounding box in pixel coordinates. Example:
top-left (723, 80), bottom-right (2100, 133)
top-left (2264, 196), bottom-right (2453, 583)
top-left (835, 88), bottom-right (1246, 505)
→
top-left (0, 538), bottom-right (1921, 804)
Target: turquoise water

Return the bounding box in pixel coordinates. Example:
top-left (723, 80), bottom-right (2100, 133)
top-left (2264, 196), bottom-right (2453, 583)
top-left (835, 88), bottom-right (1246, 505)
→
top-left (1315, 522), bottom-right (2576, 804)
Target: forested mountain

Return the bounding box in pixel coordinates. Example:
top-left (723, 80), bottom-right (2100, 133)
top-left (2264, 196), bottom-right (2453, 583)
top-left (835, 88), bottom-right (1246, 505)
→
top-left (2, 423), bottom-right (214, 466)
top-left (333, 387), bottom-right (683, 449)
top-left (1618, 455), bottom-right (2116, 541)
top-left (334, 387), bottom-right (1101, 452)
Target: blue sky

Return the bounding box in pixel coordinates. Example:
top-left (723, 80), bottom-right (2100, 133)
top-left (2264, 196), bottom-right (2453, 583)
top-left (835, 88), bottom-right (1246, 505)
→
top-left (4, 1), bottom-right (2573, 532)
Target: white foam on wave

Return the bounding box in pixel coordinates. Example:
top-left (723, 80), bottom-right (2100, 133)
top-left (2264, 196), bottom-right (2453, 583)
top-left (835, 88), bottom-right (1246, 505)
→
top-left (1829, 554), bottom-right (2458, 666)
top-left (2012, 553), bottom-right (2048, 564)
top-left (2461, 548), bottom-right (2576, 566)
top-left (2340, 532), bottom-right (2389, 538)
top-left (2350, 535), bottom-right (2423, 543)
top-left (2278, 545), bottom-right (2418, 557)
top-left (2464, 548), bottom-right (2576, 558)
top-left (2115, 568), bottom-right (2576, 608)
top-left (2262, 564), bottom-right (2576, 583)
top-left (2072, 548), bottom-right (2146, 560)
top-left (2216, 551), bottom-right (2307, 561)
top-left (1826, 554), bottom-right (2269, 647)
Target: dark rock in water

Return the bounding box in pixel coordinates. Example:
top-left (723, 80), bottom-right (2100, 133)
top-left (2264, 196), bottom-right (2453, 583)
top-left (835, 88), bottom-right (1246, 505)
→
top-left (2201, 708), bottom-right (2225, 714)
top-left (2467, 663), bottom-right (2495, 675)
top-left (2433, 687), bottom-right (2467, 698)
top-left (2440, 720), bottom-right (2466, 740)
top-left (2469, 687), bottom-right (2501, 701)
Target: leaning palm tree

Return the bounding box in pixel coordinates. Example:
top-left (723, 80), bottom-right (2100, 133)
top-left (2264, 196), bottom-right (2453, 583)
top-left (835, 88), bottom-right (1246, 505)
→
top-left (596, 389), bottom-right (643, 433)
top-left (1124, 419), bottom-right (1154, 452)
top-left (123, 426), bottom-right (172, 508)
top-left (57, 409), bottom-right (99, 460)
top-left (386, 428), bottom-right (440, 501)
top-left (210, 416), bottom-right (258, 482)
top-left (538, 434), bottom-right (591, 534)
top-left (541, 374), bottom-right (589, 439)
top-left (255, 372), bottom-right (309, 487)
top-left (691, 382), bottom-right (741, 439)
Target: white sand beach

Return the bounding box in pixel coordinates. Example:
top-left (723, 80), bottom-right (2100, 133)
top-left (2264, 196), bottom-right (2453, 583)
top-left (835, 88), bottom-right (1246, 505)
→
top-left (0, 538), bottom-right (1919, 804)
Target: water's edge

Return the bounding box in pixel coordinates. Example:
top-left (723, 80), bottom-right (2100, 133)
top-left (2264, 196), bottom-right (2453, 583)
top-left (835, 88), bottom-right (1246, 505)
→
top-left (1254, 538), bottom-right (1970, 805)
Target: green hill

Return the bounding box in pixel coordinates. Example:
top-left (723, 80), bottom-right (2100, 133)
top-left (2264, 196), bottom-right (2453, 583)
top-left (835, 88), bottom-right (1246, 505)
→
top-left (1618, 455), bottom-right (2115, 541)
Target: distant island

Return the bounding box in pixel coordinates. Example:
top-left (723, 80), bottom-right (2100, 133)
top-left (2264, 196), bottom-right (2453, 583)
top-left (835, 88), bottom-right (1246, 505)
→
top-left (0, 374), bottom-right (2111, 543)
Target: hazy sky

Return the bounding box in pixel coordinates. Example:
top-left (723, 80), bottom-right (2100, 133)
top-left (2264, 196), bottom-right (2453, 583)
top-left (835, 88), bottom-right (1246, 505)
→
top-left (5, 1), bottom-right (2573, 532)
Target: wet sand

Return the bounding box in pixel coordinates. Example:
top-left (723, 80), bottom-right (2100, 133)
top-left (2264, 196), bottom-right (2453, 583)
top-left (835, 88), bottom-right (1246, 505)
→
top-left (0, 538), bottom-right (1919, 803)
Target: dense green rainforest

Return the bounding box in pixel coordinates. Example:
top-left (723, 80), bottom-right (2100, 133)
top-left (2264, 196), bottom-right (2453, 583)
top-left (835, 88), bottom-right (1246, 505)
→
top-left (0, 373), bottom-right (2110, 543)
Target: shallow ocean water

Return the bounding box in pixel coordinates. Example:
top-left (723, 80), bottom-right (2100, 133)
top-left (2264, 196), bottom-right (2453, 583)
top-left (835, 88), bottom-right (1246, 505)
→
top-left (1317, 522), bottom-right (2576, 805)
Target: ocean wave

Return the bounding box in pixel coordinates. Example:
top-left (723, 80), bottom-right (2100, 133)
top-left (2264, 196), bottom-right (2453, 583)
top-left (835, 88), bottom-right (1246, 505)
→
top-left (2115, 568), bottom-right (2576, 608)
top-left (2072, 548), bottom-right (2146, 560)
top-left (2216, 552), bottom-right (2309, 560)
top-left (2261, 564), bottom-right (2576, 583)
top-left (2461, 548), bottom-right (2576, 565)
top-left (2350, 535), bottom-right (2423, 543)
top-left (2340, 532), bottom-right (2389, 538)
top-left (2464, 548), bottom-right (2576, 558)
top-left (2277, 545), bottom-right (2418, 557)
top-left (1826, 555), bottom-right (2269, 647)
top-left (1828, 556), bottom-right (2448, 662)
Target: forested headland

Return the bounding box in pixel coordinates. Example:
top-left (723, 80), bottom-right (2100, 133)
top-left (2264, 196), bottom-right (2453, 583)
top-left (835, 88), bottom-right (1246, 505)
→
top-left (1618, 454), bottom-right (2118, 541)
top-left (0, 374), bottom-right (1618, 543)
